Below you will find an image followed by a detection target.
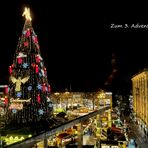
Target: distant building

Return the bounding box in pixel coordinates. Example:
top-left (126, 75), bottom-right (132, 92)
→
top-left (50, 91), bottom-right (112, 111)
top-left (131, 70), bottom-right (148, 134)
top-left (0, 85), bottom-right (8, 128)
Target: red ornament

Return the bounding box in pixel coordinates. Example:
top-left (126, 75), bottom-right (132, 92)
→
top-left (4, 97), bottom-right (8, 105)
top-left (24, 41), bottom-right (28, 47)
top-left (5, 86), bottom-right (8, 94)
top-left (9, 66), bottom-right (12, 74)
top-left (37, 94), bottom-right (41, 103)
top-left (26, 29), bottom-right (30, 37)
top-left (48, 85), bottom-right (51, 92)
top-left (31, 63), bottom-right (36, 68)
top-left (35, 55), bottom-right (40, 63)
top-left (33, 36), bottom-right (38, 43)
top-left (42, 83), bottom-right (46, 92)
top-left (17, 57), bottom-right (23, 64)
top-left (11, 64), bottom-right (15, 68)
top-left (35, 65), bottom-right (39, 73)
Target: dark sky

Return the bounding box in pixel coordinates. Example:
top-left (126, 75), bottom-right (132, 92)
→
top-left (0, 1), bottom-right (148, 93)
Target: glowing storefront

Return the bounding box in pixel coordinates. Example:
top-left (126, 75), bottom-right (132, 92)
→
top-left (131, 70), bottom-right (148, 134)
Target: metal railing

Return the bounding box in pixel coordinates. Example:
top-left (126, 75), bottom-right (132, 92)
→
top-left (5, 106), bottom-right (110, 148)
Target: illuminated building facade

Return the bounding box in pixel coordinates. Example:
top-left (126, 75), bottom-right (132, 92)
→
top-left (131, 70), bottom-right (148, 134)
top-left (0, 85), bottom-right (9, 112)
top-left (97, 91), bottom-right (112, 127)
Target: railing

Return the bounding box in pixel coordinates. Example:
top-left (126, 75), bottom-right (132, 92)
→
top-left (5, 106), bottom-right (110, 148)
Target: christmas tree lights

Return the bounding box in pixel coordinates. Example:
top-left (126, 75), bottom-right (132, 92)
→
top-left (6, 7), bottom-right (53, 127)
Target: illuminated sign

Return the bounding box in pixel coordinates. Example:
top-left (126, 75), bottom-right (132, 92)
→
top-left (101, 145), bottom-right (118, 148)
top-left (10, 98), bottom-right (31, 103)
top-left (9, 103), bottom-right (23, 110)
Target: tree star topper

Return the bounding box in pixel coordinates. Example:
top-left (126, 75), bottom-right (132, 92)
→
top-left (22, 7), bottom-right (32, 21)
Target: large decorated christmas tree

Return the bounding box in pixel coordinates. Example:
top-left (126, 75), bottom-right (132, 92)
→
top-left (6, 8), bottom-right (53, 128)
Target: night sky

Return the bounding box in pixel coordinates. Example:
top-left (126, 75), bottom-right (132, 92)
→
top-left (0, 1), bottom-right (148, 94)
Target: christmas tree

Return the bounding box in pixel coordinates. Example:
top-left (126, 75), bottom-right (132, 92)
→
top-left (6, 7), bottom-right (53, 129)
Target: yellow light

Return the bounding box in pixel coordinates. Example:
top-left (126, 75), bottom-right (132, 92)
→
top-left (65, 91), bottom-right (70, 95)
top-left (14, 136), bottom-right (19, 140)
top-left (54, 92), bottom-right (60, 95)
top-left (20, 136), bottom-right (25, 140)
top-left (22, 7), bottom-right (32, 21)
top-left (9, 136), bottom-right (13, 140)
top-left (28, 134), bottom-right (32, 138)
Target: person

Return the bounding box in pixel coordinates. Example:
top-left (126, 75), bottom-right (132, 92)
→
top-left (134, 140), bottom-right (137, 148)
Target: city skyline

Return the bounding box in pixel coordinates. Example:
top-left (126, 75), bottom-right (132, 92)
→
top-left (0, 1), bottom-right (148, 93)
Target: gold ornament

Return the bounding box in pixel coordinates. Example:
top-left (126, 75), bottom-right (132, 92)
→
top-left (11, 76), bottom-right (30, 92)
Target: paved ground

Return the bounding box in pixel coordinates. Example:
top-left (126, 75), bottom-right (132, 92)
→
top-left (125, 116), bottom-right (148, 148)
